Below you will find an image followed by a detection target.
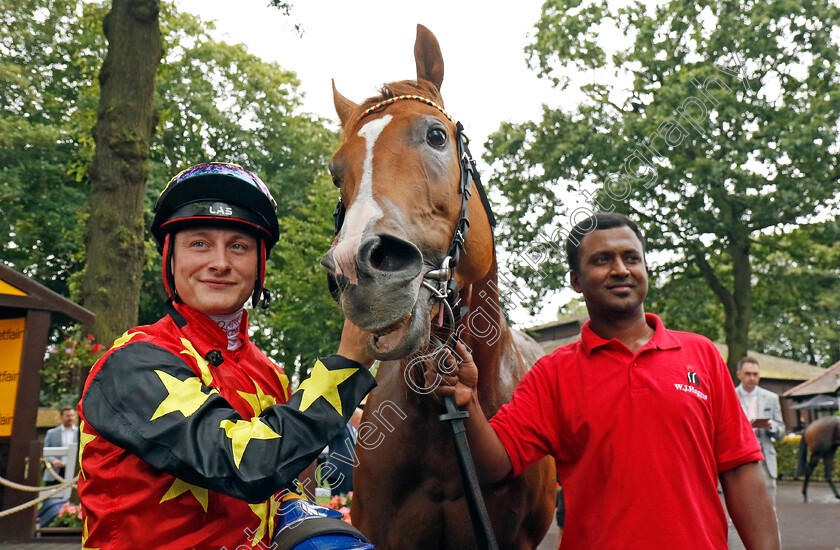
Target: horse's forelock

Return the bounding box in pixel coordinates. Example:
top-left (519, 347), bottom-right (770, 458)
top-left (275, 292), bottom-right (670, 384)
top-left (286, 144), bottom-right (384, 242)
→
top-left (340, 80), bottom-right (446, 138)
top-left (374, 80), bottom-right (444, 106)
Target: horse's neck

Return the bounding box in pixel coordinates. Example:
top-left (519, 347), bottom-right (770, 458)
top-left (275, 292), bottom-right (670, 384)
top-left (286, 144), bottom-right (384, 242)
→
top-left (458, 258), bottom-right (512, 415)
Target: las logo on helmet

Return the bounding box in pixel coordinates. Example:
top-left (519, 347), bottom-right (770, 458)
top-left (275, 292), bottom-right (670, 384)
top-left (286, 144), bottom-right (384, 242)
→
top-left (209, 203), bottom-right (233, 216)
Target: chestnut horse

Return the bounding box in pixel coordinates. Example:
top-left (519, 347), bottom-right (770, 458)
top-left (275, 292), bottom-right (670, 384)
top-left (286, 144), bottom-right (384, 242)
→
top-left (797, 416), bottom-right (840, 502)
top-left (320, 25), bottom-right (556, 549)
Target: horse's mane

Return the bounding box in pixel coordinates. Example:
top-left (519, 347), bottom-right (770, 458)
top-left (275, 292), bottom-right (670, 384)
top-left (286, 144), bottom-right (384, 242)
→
top-left (341, 79), bottom-right (445, 139)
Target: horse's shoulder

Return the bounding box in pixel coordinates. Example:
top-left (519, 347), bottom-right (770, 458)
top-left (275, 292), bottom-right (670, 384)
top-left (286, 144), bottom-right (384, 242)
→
top-left (509, 327), bottom-right (544, 369)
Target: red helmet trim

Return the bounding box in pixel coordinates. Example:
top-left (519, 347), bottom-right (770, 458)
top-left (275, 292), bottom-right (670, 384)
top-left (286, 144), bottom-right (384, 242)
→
top-left (159, 216), bottom-right (272, 239)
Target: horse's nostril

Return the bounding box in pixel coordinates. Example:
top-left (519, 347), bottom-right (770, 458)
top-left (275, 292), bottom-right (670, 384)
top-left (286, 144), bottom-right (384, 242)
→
top-left (366, 235), bottom-right (421, 273)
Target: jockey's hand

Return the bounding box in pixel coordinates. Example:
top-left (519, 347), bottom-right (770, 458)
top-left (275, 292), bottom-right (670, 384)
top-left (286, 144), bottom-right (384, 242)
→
top-left (425, 340), bottom-right (478, 408)
top-left (337, 319), bottom-right (375, 369)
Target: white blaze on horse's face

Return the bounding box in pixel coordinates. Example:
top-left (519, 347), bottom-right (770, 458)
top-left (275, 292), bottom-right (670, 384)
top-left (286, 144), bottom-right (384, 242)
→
top-left (332, 114), bottom-right (392, 285)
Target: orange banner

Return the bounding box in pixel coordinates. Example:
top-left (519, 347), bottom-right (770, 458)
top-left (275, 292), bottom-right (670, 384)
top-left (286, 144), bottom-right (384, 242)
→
top-left (0, 318), bottom-right (26, 437)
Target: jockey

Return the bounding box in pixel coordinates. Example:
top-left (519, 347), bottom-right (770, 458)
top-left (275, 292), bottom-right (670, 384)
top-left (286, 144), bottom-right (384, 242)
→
top-left (77, 162), bottom-right (375, 549)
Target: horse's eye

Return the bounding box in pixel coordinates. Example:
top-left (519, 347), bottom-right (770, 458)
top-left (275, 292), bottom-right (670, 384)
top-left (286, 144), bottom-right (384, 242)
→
top-left (330, 172), bottom-right (343, 188)
top-left (426, 127), bottom-right (448, 148)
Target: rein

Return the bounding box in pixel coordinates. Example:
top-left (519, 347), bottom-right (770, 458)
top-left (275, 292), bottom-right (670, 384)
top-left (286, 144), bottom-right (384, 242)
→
top-left (331, 94), bottom-right (500, 550)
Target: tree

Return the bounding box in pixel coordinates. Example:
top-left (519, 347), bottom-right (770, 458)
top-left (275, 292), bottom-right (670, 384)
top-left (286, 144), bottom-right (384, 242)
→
top-left (142, 8), bottom-right (342, 380)
top-left (82, 0), bottom-right (162, 345)
top-left (487, 0), bottom-right (840, 375)
top-left (0, 0), bottom-right (106, 295)
top-left (258, 176), bottom-right (344, 383)
top-left (749, 222), bottom-right (840, 366)
top-left (647, 219), bottom-right (840, 368)
top-left (1, 0), bottom-right (341, 380)
top-left (150, 7), bottom-right (330, 220)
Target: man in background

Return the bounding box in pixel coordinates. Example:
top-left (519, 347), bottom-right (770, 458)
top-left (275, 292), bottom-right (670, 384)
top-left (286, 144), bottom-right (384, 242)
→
top-left (43, 406), bottom-right (78, 485)
top-left (735, 356), bottom-right (785, 506)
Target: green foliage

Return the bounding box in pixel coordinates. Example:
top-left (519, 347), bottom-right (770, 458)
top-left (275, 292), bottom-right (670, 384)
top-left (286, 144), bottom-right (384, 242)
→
top-left (647, 261), bottom-right (726, 343)
top-left (488, 0), bottom-right (840, 367)
top-left (648, 219), bottom-right (840, 366)
top-left (40, 326), bottom-right (107, 408)
top-left (50, 501), bottom-right (84, 528)
top-left (138, 6), bottom-right (338, 327)
top-left (749, 221), bottom-right (840, 366)
top-left (255, 175), bottom-right (344, 384)
top-left (140, 7), bottom-right (341, 371)
top-left (0, 0), bottom-right (105, 295)
top-left (2, 1), bottom-right (340, 380)
top-left (267, 0), bottom-right (293, 13)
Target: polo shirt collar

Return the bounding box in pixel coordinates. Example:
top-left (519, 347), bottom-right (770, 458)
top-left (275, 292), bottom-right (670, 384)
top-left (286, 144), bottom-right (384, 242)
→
top-left (580, 313), bottom-right (681, 355)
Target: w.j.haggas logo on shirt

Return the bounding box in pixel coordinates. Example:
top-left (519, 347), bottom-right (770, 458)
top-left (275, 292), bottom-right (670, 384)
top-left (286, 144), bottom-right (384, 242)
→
top-left (687, 370), bottom-right (699, 388)
top-left (674, 367), bottom-right (707, 400)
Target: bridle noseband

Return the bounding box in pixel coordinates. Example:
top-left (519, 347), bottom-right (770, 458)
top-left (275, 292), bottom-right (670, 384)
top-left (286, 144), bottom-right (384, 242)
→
top-left (331, 94), bottom-right (496, 333)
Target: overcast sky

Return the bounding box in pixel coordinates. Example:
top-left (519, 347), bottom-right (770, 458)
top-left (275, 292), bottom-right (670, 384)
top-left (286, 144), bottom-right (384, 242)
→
top-left (175, 0), bottom-right (576, 325)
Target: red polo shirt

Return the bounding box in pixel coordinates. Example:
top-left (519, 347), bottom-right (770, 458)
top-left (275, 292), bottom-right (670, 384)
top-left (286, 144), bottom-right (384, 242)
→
top-left (490, 314), bottom-right (762, 550)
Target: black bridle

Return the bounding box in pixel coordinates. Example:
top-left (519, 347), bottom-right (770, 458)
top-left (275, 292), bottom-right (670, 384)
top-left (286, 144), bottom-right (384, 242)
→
top-left (330, 95), bottom-right (499, 550)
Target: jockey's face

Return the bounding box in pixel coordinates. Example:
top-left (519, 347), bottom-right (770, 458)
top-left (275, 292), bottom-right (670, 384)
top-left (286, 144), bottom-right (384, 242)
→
top-left (172, 227), bottom-right (258, 315)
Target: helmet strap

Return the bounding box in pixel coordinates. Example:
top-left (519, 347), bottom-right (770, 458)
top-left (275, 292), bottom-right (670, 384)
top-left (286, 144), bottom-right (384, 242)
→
top-left (251, 239), bottom-right (269, 309)
top-left (162, 233), bottom-right (181, 303)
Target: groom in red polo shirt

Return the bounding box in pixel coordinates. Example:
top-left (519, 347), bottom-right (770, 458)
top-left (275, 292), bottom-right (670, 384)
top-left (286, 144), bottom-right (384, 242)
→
top-left (431, 212), bottom-right (779, 550)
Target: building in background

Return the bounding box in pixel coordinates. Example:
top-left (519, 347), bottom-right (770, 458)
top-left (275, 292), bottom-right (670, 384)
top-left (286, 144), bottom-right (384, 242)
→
top-left (784, 360), bottom-right (840, 428)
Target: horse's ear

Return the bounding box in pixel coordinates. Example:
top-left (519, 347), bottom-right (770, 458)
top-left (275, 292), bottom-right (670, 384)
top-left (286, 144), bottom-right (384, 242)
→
top-left (332, 79), bottom-right (359, 129)
top-left (414, 24), bottom-right (444, 91)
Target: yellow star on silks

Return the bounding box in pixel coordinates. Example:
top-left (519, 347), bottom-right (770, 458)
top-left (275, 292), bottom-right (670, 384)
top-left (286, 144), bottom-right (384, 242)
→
top-left (150, 370), bottom-right (217, 421)
top-left (78, 421), bottom-right (96, 480)
top-left (274, 369), bottom-right (290, 397)
top-left (160, 478), bottom-right (209, 512)
top-left (237, 380), bottom-right (277, 416)
top-left (82, 517), bottom-right (99, 550)
top-left (110, 330), bottom-right (144, 350)
top-left (296, 360), bottom-right (358, 416)
top-left (220, 418), bottom-right (282, 468)
top-left (247, 501), bottom-right (276, 547)
top-left (179, 337), bottom-right (214, 386)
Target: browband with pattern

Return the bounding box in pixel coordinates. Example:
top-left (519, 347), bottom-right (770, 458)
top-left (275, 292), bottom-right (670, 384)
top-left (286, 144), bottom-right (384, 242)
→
top-left (359, 94), bottom-right (454, 123)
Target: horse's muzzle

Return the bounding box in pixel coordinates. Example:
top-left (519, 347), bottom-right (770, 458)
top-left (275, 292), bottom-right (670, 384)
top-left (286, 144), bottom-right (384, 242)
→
top-left (321, 234), bottom-right (424, 334)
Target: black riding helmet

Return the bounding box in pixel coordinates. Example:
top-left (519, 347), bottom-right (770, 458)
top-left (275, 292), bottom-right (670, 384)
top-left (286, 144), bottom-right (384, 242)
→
top-left (151, 163), bottom-right (280, 309)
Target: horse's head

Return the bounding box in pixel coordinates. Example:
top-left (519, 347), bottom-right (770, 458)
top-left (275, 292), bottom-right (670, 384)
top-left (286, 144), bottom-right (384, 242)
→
top-left (321, 25), bottom-right (494, 360)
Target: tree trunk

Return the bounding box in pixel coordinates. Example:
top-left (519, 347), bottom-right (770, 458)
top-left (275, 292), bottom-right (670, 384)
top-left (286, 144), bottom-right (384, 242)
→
top-left (82, 0), bottom-right (161, 345)
top-left (725, 235), bottom-right (751, 379)
top-left (691, 230), bottom-right (752, 381)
